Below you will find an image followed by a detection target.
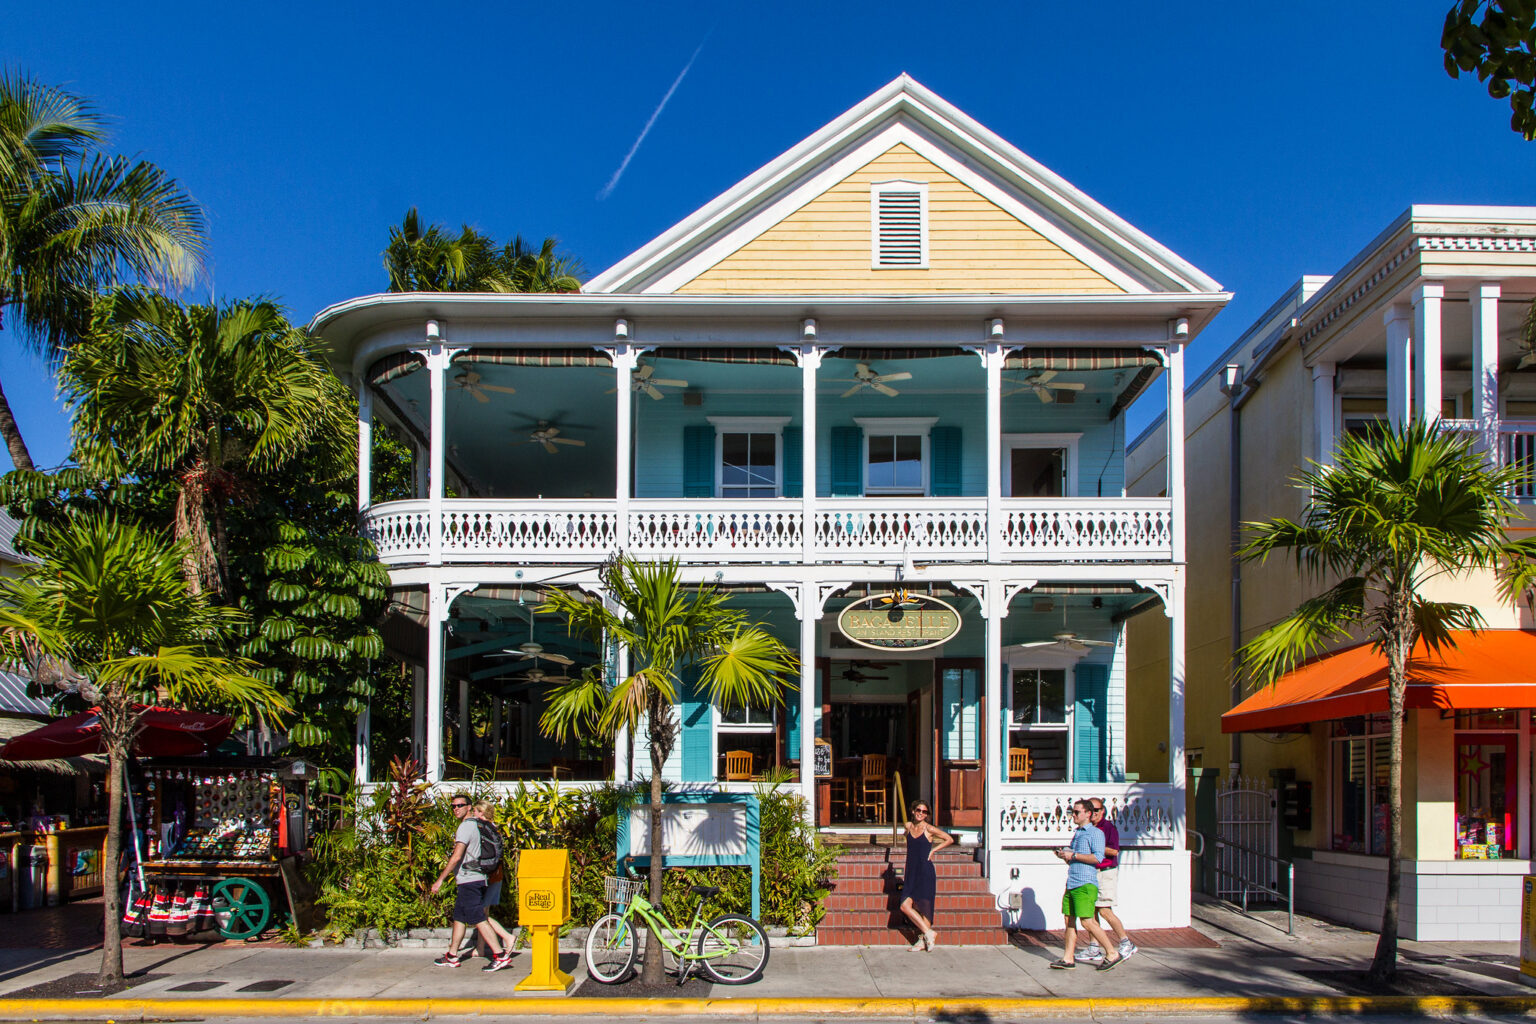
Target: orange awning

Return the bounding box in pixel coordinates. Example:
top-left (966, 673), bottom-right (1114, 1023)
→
top-left (1222, 629), bottom-right (1536, 733)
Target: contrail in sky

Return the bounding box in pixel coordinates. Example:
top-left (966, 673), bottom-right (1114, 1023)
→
top-left (598, 38), bottom-right (709, 200)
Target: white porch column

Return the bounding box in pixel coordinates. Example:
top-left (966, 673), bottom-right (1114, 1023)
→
top-left (425, 583), bottom-right (448, 781)
top-left (421, 325), bottom-right (458, 565)
top-left (984, 334), bottom-right (1004, 562)
top-left (800, 336), bottom-right (821, 564)
top-left (1413, 283), bottom-right (1445, 423)
top-left (355, 705), bottom-right (370, 783)
top-left (1385, 304), bottom-right (1412, 429)
top-left (798, 581), bottom-right (818, 825)
top-left (1312, 362), bottom-right (1336, 468)
top-left (982, 587), bottom-right (1004, 839)
top-left (1474, 281), bottom-right (1502, 458)
top-left (1166, 328), bottom-right (1187, 566)
top-left (1167, 570), bottom-right (1190, 926)
top-left (357, 385), bottom-right (372, 513)
top-left (608, 333), bottom-right (640, 553)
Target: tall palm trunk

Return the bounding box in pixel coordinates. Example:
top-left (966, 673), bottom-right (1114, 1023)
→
top-left (0, 371), bottom-right (37, 472)
top-left (98, 722), bottom-right (130, 986)
top-left (1370, 594), bottom-right (1412, 982)
top-left (173, 461), bottom-right (220, 596)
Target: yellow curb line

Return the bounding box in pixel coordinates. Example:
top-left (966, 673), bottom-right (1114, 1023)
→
top-left (6, 995), bottom-right (1536, 1018)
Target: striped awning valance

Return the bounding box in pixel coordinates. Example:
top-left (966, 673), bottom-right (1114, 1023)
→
top-left (1026, 584), bottom-right (1149, 596)
top-left (453, 348), bottom-right (609, 368)
top-left (1005, 347), bottom-right (1161, 371)
top-left (647, 347), bottom-right (799, 366)
top-left (1109, 363), bottom-right (1161, 420)
top-left (367, 352), bottom-right (426, 387)
top-left (830, 348), bottom-right (964, 361)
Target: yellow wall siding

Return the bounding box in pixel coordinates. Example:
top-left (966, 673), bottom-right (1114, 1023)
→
top-left (675, 145), bottom-right (1125, 295)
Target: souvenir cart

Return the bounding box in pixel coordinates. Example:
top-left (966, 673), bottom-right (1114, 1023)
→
top-left (129, 757), bottom-right (313, 940)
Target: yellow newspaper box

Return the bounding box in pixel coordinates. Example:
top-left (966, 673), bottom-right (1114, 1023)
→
top-left (516, 849), bottom-right (572, 992)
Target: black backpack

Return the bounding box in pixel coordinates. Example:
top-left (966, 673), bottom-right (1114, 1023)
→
top-left (473, 819), bottom-right (504, 875)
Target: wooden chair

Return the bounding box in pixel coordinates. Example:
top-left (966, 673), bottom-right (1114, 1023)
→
top-left (493, 755), bottom-right (525, 780)
top-left (724, 750), bottom-right (754, 781)
top-left (857, 753), bottom-right (890, 823)
top-left (1008, 747), bottom-right (1033, 782)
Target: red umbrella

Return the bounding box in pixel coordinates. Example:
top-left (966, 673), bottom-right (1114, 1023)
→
top-left (0, 705), bottom-right (234, 759)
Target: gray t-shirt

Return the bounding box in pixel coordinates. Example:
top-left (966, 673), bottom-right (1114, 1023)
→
top-left (454, 818), bottom-right (485, 884)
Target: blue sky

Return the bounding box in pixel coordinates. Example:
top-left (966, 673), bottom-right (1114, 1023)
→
top-left (5, 1), bottom-right (1534, 470)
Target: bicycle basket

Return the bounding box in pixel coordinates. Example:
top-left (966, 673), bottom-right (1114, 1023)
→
top-left (604, 875), bottom-right (647, 904)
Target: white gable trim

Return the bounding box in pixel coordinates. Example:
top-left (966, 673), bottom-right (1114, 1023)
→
top-left (586, 75), bottom-right (1221, 296)
top-left (643, 122), bottom-right (1147, 295)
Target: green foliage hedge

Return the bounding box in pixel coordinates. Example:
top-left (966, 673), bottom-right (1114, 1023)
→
top-left (309, 762), bottom-right (838, 940)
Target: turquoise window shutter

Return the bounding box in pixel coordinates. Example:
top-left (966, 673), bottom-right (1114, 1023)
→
top-left (782, 426), bottom-right (802, 498)
top-left (683, 425), bottom-right (716, 497)
top-left (829, 426), bottom-right (862, 495)
top-left (930, 425), bottom-right (961, 496)
top-left (1073, 664), bottom-right (1108, 783)
top-left (785, 691), bottom-right (800, 758)
top-left (680, 667), bottom-right (713, 782)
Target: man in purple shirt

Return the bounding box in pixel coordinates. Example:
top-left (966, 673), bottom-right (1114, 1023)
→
top-left (1077, 797), bottom-right (1138, 963)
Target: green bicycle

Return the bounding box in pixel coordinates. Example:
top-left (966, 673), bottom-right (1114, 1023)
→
top-left (584, 870), bottom-right (770, 985)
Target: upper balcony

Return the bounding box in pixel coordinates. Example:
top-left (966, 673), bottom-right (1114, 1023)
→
top-left (362, 495), bottom-right (1174, 566)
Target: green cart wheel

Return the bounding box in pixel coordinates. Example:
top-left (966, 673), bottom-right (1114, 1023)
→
top-left (211, 877), bottom-right (271, 939)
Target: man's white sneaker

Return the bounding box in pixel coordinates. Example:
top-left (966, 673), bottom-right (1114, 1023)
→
top-left (1075, 944), bottom-right (1104, 963)
top-left (1118, 940), bottom-right (1138, 959)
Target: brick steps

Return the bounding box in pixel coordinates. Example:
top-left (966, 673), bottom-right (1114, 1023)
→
top-left (817, 843), bottom-right (1008, 947)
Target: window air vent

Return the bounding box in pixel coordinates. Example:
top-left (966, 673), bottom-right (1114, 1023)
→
top-left (871, 182), bottom-right (928, 268)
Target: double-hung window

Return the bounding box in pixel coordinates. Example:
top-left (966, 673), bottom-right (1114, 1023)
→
top-left (709, 416), bottom-right (789, 498)
top-left (857, 417), bottom-right (936, 496)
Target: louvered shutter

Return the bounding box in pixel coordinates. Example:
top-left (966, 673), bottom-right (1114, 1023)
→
top-left (873, 184), bottom-right (927, 267)
top-left (782, 426), bottom-right (802, 498)
top-left (682, 424), bottom-right (716, 497)
top-left (930, 425), bottom-right (961, 496)
top-left (680, 667), bottom-right (713, 783)
top-left (829, 426), bottom-right (863, 495)
top-left (1073, 664), bottom-right (1108, 783)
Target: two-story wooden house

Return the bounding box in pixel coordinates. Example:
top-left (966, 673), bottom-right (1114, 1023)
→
top-left (314, 76), bottom-right (1229, 930)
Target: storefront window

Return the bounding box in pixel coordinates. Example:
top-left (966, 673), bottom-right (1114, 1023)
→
top-left (1456, 732), bottom-right (1516, 858)
top-left (1331, 730), bottom-right (1389, 855)
top-left (1010, 667), bottom-right (1068, 782)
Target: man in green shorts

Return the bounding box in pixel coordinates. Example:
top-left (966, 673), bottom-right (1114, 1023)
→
top-left (1048, 799), bottom-right (1124, 971)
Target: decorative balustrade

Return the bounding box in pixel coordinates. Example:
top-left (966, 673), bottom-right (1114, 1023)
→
top-left (362, 496), bottom-right (1176, 566)
top-left (999, 499), bottom-right (1172, 561)
top-left (628, 500), bottom-right (802, 561)
top-left (1439, 418), bottom-right (1536, 501)
top-left (994, 783), bottom-right (1179, 847)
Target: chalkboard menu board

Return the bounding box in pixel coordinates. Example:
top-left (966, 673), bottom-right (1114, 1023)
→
top-left (813, 739), bottom-right (833, 779)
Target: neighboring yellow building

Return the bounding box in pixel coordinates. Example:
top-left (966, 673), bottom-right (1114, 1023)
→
top-left (1128, 207), bottom-right (1536, 941)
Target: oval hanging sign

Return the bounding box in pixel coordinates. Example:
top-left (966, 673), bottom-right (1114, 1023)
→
top-left (837, 593), bottom-right (962, 652)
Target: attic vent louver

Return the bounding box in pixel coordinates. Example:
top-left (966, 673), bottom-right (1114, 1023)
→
top-left (871, 181), bottom-right (928, 269)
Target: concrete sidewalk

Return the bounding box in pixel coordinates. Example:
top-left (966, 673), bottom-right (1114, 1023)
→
top-left (0, 898), bottom-right (1529, 1016)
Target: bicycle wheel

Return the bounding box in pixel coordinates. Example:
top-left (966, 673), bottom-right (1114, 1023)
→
top-left (584, 913), bottom-right (637, 984)
top-left (696, 913), bottom-right (770, 984)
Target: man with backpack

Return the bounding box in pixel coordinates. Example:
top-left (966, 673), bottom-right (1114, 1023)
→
top-left (429, 792), bottom-right (511, 971)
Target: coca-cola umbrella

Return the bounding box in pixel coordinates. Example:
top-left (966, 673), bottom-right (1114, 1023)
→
top-left (0, 705), bottom-right (235, 760)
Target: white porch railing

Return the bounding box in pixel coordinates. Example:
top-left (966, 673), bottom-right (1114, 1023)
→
top-left (994, 783), bottom-right (1179, 848)
top-left (362, 496), bottom-right (1177, 566)
top-left (1438, 418), bottom-right (1536, 501)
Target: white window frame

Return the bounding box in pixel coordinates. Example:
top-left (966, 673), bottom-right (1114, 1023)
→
top-left (870, 180), bottom-right (929, 270)
top-left (708, 416), bottom-right (790, 499)
top-left (1003, 644), bottom-right (1082, 782)
top-left (1002, 432), bottom-right (1082, 497)
top-left (856, 416), bottom-right (937, 496)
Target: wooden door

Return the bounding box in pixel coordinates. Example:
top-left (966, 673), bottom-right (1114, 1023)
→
top-left (933, 658), bottom-right (985, 827)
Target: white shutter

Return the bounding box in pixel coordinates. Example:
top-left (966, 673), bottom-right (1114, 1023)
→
top-left (871, 181), bottom-right (929, 268)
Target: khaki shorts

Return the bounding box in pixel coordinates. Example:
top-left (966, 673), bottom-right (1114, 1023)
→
top-left (1095, 867), bottom-right (1118, 907)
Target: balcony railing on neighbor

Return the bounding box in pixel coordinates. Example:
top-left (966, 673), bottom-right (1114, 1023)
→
top-left (362, 496), bottom-right (1175, 565)
top-left (1442, 418), bottom-right (1536, 500)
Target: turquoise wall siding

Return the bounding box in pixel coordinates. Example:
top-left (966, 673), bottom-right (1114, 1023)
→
top-left (631, 390), bottom-right (1125, 498)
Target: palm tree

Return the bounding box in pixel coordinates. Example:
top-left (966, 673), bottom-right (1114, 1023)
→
top-left (0, 72), bottom-right (205, 471)
top-left (0, 512), bottom-right (287, 987)
top-left (382, 208), bottom-right (582, 293)
top-left (1238, 419), bottom-right (1536, 981)
top-left (539, 557), bottom-right (797, 985)
top-left (60, 288), bottom-right (353, 595)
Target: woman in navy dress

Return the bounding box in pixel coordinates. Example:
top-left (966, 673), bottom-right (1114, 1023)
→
top-left (899, 799), bottom-right (954, 951)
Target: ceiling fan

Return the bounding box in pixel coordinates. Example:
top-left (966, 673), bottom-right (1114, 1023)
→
top-left (512, 666), bottom-right (571, 685)
top-left (527, 421), bottom-right (587, 455)
top-left (830, 363), bottom-right (912, 398)
top-left (453, 368), bottom-right (517, 403)
top-left (1002, 366), bottom-right (1085, 403)
top-left (1020, 604), bottom-right (1114, 652)
top-left (489, 641), bottom-right (575, 666)
top-left (607, 361), bottom-right (689, 401)
top-left (840, 665), bottom-right (889, 684)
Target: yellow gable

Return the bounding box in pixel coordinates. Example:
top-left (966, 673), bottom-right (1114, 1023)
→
top-left (674, 144), bottom-right (1124, 295)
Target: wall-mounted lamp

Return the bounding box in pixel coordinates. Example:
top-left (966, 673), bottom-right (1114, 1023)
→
top-left (1219, 364), bottom-right (1243, 397)
top-left (989, 318), bottom-right (1005, 340)
top-left (614, 318), bottom-right (630, 341)
top-left (802, 318), bottom-right (817, 341)
top-left (1172, 317), bottom-right (1190, 340)
top-left (426, 320), bottom-right (441, 341)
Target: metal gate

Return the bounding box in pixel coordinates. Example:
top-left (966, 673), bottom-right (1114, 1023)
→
top-left (1215, 774), bottom-right (1278, 902)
